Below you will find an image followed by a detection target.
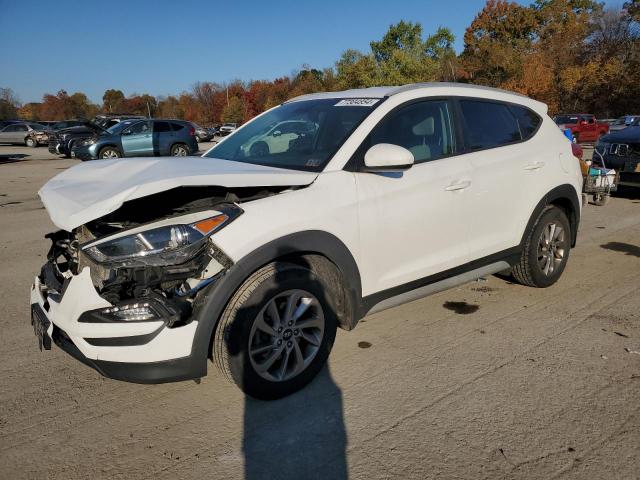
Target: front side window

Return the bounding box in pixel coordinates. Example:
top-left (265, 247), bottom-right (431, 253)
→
top-left (204, 98), bottom-right (378, 172)
top-left (126, 121), bottom-right (151, 135)
top-left (460, 100), bottom-right (521, 150)
top-left (368, 100), bottom-right (455, 163)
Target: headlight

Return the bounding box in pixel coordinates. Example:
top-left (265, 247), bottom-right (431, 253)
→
top-left (82, 207), bottom-right (240, 266)
top-left (83, 138), bottom-right (96, 146)
top-left (60, 133), bottom-right (68, 140)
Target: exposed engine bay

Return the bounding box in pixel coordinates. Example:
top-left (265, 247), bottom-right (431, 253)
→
top-left (39, 185), bottom-right (292, 325)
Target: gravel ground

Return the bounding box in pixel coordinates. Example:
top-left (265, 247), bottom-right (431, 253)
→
top-left (0, 155), bottom-right (638, 480)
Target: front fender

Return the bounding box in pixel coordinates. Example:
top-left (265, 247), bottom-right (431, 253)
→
top-left (188, 230), bottom-right (362, 374)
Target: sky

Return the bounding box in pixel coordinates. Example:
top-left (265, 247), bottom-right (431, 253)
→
top-left (0, 0), bottom-right (624, 104)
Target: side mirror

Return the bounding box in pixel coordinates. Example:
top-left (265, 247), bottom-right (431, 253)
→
top-left (363, 143), bottom-right (414, 172)
top-left (272, 130), bottom-right (281, 137)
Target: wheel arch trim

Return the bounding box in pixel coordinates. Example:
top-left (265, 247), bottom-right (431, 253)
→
top-left (521, 184), bottom-right (580, 247)
top-left (188, 230), bottom-right (362, 374)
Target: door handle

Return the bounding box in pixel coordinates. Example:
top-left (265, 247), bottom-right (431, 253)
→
top-left (524, 161), bottom-right (545, 171)
top-left (445, 180), bottom-right (472, 191)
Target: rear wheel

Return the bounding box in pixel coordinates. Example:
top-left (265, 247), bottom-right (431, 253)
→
top-left (98, 146), bottom-right (121, 159)
top-left (512, 206), bottom-right (571, 287)
top-left (171, 143), bottom-right (189, 156)
top-left (213, 262), bottom-right (337, 400)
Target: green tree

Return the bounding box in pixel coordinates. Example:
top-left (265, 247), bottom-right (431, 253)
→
top-left (222, 96), bottom-right (245, 124)
top-left (0, 87), bottom-right (20, 120)
top-left (102, 89), bottom-right (125, 113)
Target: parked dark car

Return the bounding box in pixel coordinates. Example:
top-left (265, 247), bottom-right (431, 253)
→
top-left (48, 121), bottom-right (106, 157)
top-left (193, 123), bottom-right (214, 142)
top-left (72, 119), bottom-right (198, 160)
top-left (594, 117), bottom-right (640, 189)
top-left (93, 114), bottom-right (146, 129)
top-left (0, 122), bottom-right (51, 147)
top-left (609, 115), bottom-right (639, 132)
top-left (51, 120), bottom-right (86, 130)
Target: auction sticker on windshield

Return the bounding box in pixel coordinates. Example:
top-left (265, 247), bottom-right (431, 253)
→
top-left (334, 98), bottom-right (380, 107)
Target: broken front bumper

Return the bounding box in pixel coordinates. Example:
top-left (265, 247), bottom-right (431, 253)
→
top-left (30, 268), bottom-right (204, 383)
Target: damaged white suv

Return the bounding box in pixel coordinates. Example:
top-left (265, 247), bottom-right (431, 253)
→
top-left (31, 83), bottom-right (583, 399)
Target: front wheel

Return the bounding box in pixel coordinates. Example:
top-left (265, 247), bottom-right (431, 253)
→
top-left (171, 143), bottom-right (189, 156)
top-left (512, 206), bottom-right (571, 287)
top-left (213, 262), bottom-right (337, 400)
top-left (98, 146), bottom-right (122, 159)
top-left (25, 137), bottom-right (37, 148)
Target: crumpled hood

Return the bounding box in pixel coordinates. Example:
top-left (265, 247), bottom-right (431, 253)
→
top-left (39, 156), bottom-right (318, 231)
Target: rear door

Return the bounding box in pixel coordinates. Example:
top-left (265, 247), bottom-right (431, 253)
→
top-left (456, 98), bottom-right (544, 260)
top-left (354, 98), bottom-right (473, 294)
top-left (153, 121), bottom-right (173, 155)
top-left (121, 120), bottom-right (153, 156)
top-left (2, 124), bottom-right (28, 143)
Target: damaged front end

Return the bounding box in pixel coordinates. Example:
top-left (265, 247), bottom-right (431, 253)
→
top-left (37, 186), bottom-right (268, 327)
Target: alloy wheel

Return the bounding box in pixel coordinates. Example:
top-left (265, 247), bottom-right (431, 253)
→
top-left (248, 289), bottom-right (325, 382)
top-left (537, 222), bottom-right (566, 276)
top-left (173, 145), bottom-right (188, 156)
top-left (101, 149), bottom-right (119, 159)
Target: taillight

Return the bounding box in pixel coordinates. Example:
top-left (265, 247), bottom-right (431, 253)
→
top-left (188, 126), bottom-right (195, 136)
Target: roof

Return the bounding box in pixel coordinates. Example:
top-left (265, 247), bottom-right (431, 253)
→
top-left (286, 82), bottom-right (531, 103)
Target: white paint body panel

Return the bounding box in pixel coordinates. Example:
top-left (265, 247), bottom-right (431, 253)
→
top-left (34, 83), bottom-right (582, 367)
top-left (38, 156), bottom-right (317, 231)
top-left (30, 269), bottom-right (197, 363)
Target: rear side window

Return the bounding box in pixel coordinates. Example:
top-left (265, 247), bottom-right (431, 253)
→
top-left (154, 121), bottom-right (172, 133)
top-left (460, 100), bottom-right (520, 151)
top-left (368, 99), bottom-right (455, 164)
top-left (509, 105), bottom-right (541, 140)
top-left (170, 122), bottom-right (185, 131)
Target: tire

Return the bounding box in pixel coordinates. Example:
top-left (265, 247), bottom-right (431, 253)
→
top-left (171, 143), bottom-right (189, 156)
top-left (25, 137), bottom-right (37, 148)
top-left (593, 193), bottom-right (609, 206)
top-left (512, 206), bottom-right (571, 288)
top-left (213, 262), bottom-right (338, 400)
top-left (98, 146), bottom-right (122, 159)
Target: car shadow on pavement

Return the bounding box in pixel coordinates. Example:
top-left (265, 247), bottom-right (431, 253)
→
top-left (0, 153), bottom-right (30, 164)
top-left (242, 366), bottom-right (347, 480)
top-left (600, 242), bottom-right (640, 258)
top-left (236, 255), bottom-right (348, 480)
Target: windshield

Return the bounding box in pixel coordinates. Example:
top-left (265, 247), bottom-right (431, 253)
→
top-left (204, 98), bottom-right (380, 172)
top-left (554, 115), bottom-right (579, 124)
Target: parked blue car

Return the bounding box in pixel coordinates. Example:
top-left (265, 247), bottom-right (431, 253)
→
top-left (72, 119), bottom-right (198, 160)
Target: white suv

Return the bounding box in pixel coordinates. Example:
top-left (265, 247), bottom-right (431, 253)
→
top-left (32, 83), bottom-right (582, 399)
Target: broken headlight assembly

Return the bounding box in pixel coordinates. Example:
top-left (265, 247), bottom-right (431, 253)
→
top-left (81, 205), bottom-right (242, 267)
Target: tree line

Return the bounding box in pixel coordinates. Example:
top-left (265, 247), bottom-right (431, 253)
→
top-left (1, 0), bottom-right (638, 125)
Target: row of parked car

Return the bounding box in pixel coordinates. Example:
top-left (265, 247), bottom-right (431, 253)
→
top-left (553, 113), bottom-right (638, 144)
top-left (0, 115), bottom-right (240, 160)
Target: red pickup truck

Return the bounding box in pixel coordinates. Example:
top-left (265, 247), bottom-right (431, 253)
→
top-left (553, 114), bottom-right (609, 143)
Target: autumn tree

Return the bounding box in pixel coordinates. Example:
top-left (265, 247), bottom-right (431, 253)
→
top-left (0, 87), bottom-right (20, 120)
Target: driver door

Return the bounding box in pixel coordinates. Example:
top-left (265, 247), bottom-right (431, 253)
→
top-left (121, 120), bottom-right (153, 156)
top-left (354, 99), bottom-right (473, 296)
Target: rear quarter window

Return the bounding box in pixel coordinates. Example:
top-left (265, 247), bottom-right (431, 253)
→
top-left (459, 99), bottom-right (521, 151)
top-left (508, 105), bottom-right (541, 140)
top-left (170, 122), bottom-right (185, 131)
top-left (154, 121), bottom-right (172, 133)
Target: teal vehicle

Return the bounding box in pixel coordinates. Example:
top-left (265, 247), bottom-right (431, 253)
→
top-left (72, 119), bottom-right (198, 160)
